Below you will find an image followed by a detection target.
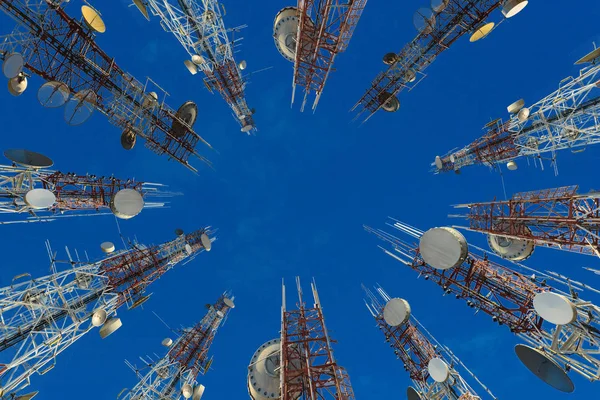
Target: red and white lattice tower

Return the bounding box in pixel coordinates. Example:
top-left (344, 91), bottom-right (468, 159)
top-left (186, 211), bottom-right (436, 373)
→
top-left (365, 218), bottom-right (600, 393)
top-left (120, 291), bottom-right (234, 400)
top-left (450, 185), bottom-right (600, 259)
top-left (0, 148), bottom-right (176, 225)
top-left (433, 47), bottom-right (600, 175)
top-left (247, 277), bottom-right (355, 400)
top-left (0, 228), bottom-right (214, 398)
top-left (0, 0), bottom-right (214, 172)
top-left (363, 285), bottom-right (495, 400)
top-left (351, 0), bottom-right (528, 122)
top-left (273, 0), bottom-right (368, 112)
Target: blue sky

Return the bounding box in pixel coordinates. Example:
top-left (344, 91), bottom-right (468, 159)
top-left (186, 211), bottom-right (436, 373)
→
top-left (1, 0), bottom-right (599, 398)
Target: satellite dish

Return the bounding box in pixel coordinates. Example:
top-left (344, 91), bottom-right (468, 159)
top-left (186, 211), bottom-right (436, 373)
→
top-left (8, 75), bottom-right (28, 96)
top-left (505, 160), bottom-right (518, 171)
top-left (383, 298), bottom-right (411, 327)
top-left (223, 297), bottom-right (235, 308)
top-left (13, 391), bottom-right (38, 400)
top-left (487, 233), bottom-right (534, 261)
top-left (192, 55), bottom-right (205, 66)
top-left (413, 8), bottom-right (436, 35)
top-left (162, 337), bottom-right (173, 347)
top-left (101, 241), bottom-right (116, 253)
top-left (507, 98), bottom-right (525, 114)
top-left (182, 384), bottom-right (193, 399)
top-left (434, 155), bottom-right (443, 169)
top-left (514, 344), bottom-right (574, 392)
top-left (91, 309), bottom-right (108, 327)
top-left (273, 7), bottom-right (300, 62)
top-left (407, 386), bottom-right (422, 400)
top-left (502, 0), bottom-right (528, 18)
top-left (25, 189), bottom-right (56, 209)
top-left (241, 123), bottom-right (253, 133)
top-left (430, 0), bottom-right (449, 13)
top-left (533, 292), bottom-right (577, 325)
top-left (121, 128), bottom-right (137, 150)
top-left (38, 81), bottom-right (70, 108)
top-left (4, 149), bottom-right (53, 168)
top-left (382, 53), bottom-right (398, 65)
top-left (575, 47), bottom-right (600, 65)
top-left (403, 69), bottom-right (416, 83)
top-left (130, 295), bottom-right (151, 309)
top-left (449, 154), bottom-right (455, 163)
top-left (171, 101), bottom-right (198, 138)
top-left (175, 228), bottom-right (184, 236)
top-left (469, 22), bottom-right (494, 42)
top-left (378, 92), bottom-right (400, 112)
top-left (517, 107), bottom-right (530, 123)
top-left (81, 5), bottom-right (106, 33)
top-left (248, 340), bottom-right (282, 400)
top-left (419, 227), bottom-right (468, 270)
top-left (110, 188), bottom-right (144, 219)
top-left (99, 317), bottom-right (122, 339)
top-left (142, 91), bottom-right (158, 108)
top-left (184, 59), bottom-right (198, 75)
top-left (133, 0), bottom-right (150, 20)
top-left (185, 244), bottom-right (193, 255)
top-left (64, 89), bottom-right (96, 126)
top-left (238, 60), bottom-right (247, 70)
top-left (428, 357), bottom-right (450, 382)
top-left (200, 233), bottom-right (212, 251)
top-left (2, 53), bottom-right (24, 79)
top-left (192, 384), bottom-right (205, 400)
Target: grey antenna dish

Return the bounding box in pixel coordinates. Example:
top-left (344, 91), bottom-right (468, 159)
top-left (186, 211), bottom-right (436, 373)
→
top-left (575, 47), bottom-right (600, 65)
top-left (38, 81), bottom-right (70, 108)
top-left (407, 387), bottom-right (422, 400)
top-left (2, 53), bottom-right (24, 79)
top-left (133, 0), bottom-right (150, 21)
top-left (413, 8), bottom-right (435, 35)
top-left (515, 344), bottom-right (574, 392)
top-left (175, 228), bottom-right (184, 236)
top-left (171, 101), bottom-right (198, 138)
top-left (64, 89), bottom-right (97, 125)
top-left (383, 52), bottom-right (398, 65)
top-left (379, 92), bottom-right (400, 112)
top-left (14, 391), bottom-right (38, 400)
top-left (8, 74), bottom-right (28, 97)
top-left (121, 128), bottom-right (137, 150)
top-left (4, 149), bottom-right (53, 168)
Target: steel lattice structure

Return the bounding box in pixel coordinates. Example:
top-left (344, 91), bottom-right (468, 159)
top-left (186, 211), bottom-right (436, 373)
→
top-left (351, 0), bottom-right (525, 122)
top-left (451, 185), bottom-right (600, 258)
top-left (138, 0), bottom-right (257, 134)
top-left (121, 291), bottom-right (234, 400)
top-left (364, 286), bottom-right (492, 399)
top-left (281, 278), bottom-right (354, 400)
top-left (434, 54), bottom-right (600, 174)
top-left (0, 0), bottom-right (214, 172)
top-left (291, 0), bottom-right (367, 112)
top-left (364, 218), bottom-right (600, 388)
top-left (0, 228), bottom-right (214, 398)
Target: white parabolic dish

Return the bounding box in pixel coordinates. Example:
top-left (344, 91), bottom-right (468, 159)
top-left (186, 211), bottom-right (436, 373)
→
top-left (273, 7), bottom-right (300, 62)
top-left (2, 53), bottom-right (24, 79)
top-left (248, 339), bottom-right (282, 400)
top-left (419, 227), bottom-right (468, 270)
top-left (223, 297), bottom-right (235, 308)
top-left (110, 188), bottom-right (144, 219)
top-left (185, 244), bottom-right (193, 255)
top-left (192, 384), bottom-right (205, 400)
top-left (91, 309), bottom-right (107, 327)
top-left (101, 242), bottom-right (115, 253)
top-left (434, 155), bottom-right (443, 169)
top-left (162, 338), bottom-right (173, 347)
top-left (182, 384), bottom-right (193, 399)
top-left (201, 233), bottom-right (212, 251)
top-left (383, 298), bottom-right (411, 327)
top-left (99, 317), bottom-right (122, 339)
top-left (25, 189), bottom-right (56, 209)
top-left (428, 357), bottom-right (450, 383)
top-left (533, 292), bottom-right (577, 325)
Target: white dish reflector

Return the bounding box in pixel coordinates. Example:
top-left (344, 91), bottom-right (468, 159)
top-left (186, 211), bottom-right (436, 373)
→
top-left (419, 227), bottom-right (468, 270)
top-left (533, 292), bottom-right (577, 325)
top-left (201, 233), bottom-right (212, 251)
top-left (428, 357), bottom-right (450, 383)
top-left (383, 298), bottom-right (411, 327)
top-left (25, 189), bottom-right (56, 209)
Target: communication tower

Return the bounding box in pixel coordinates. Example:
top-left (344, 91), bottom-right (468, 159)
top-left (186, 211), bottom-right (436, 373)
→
top-left (247, 277), bottom-right (355, 400)
top-left (0, 0), bottom-right (214, 172)
top-left (0, 227), bottom-right (214, 398)
top-left (120, 291), bottom-right (234, 400)
top-left (450, 185), bottom-right (600, 259)
top-left (363, 285), bottom-right (496, 400)
top-left (351, 0), bottom-right (529, 122)
top-left (0, 148), bottom-right (175, 224)
top-left (365, 218), bottom-right (600, 393)
top-left (273, 0), bottom-right (368, 112)
top-left (131, 0), bottom-right (257, 134)
top-left (433, 47), bottom-right (600, 174)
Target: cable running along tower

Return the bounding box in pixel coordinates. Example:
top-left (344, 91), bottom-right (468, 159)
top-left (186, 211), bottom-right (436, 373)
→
top-left (365, 218), bottom-right (600, 393)
top-left (0, 0), bottom-right (214, 172)
top-left (120, 291), bottom-right (234, 400)
top-left (351, 0), bottom-right (528, 122)
top-left (0, 228), bottom-right (214, 398)
top-left (273, 0), bottom-right (368, 112)
top-left (433, 47), bottom-right (600, 175)
top-left (364, 285), bottom-right (495, 400)
top-left (247, 277), bottom-right (355, 400)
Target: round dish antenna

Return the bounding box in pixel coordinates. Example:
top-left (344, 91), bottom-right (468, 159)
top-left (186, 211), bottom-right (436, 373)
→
top-left (162, 338), bottom-right (173, 347)
top-left (110, 188), bottom-right (144, 220)
top-left (487, 233), bottom-right (534, 260)
top-left (239, 60), bottom-right (247, 70)
top-left (378, 92), bottom-right (400, 112)
top-left (185, 244), bottom-right (193, 255)
top-left (507, 98), bottom-right (525, 114)
top-left (182, 384), bottom-right (193, 399)
top-left (192, 55), bottom-right (205, 66)
top-left (91, 309), bottom-right (108, 327)
top-left (533, 292), bottom-right (577, 325)
top-left (273, 7), bottom-right (300, 62)
top-left (248, 339), bottom-right (283, 400)
top-left (133, 0), bottom-right (150, 20)
top-left (81, 5), bottom-right (106, 33)
top-left (514, 344), bottom-right (574, 392)
top-left (184, 60), bottom-right (198, 75)
top-left (431, 0), bottom-right (449, 13)
top-left (142, 91), bottom-right (158, 108)
top-left (171, 101), bottom-right (198, 138)
top-left (25, 189), bottom-right (56, 209)
top-left (403, 69), bottom-right (416, 83)
top-left (419, 227), bottom-right (468, 270)
top-left (434, 155), bottom-right (443, 169)
top-left (4, 149), bottom-right (53, 168)
top-left (413, 8), bottom-right (436, 35)
top-left (383, 52), bottom-right (398, 65)
top-left (223, 297), bottom-right (235, 308)
top-left (428, 357), bottom-right (450, 382)
top-left (2, 53), bottom-right (24, 79)
top-left (200, 233), bottom-right (212, 251)
top-left (517, 107), bottom-right (530, 123)
top-left (8, 75), bottom-right (28, 96)
top-left (64, 89), bottom-right (96, 126)
top-left (175, 228), bottom-right (184, 236)
top-left (99, 317), bottom-right (122, 339)
top-left (192, 384), bottom-right (205, 400)
top-left (241, 123), bottom-right (253, 133)
top-left (575, 47), bottom-right (600, 65)
top-left (383, 298), bottom-right (411, 327)
top-left (502, 0), bottom-right (528, 18)
top-left (121, 128), bottom-right (137, 150)
top-left (101, 242), bottom-right (115, 253)
top-left (38, 81), bottom-right (70, 108)
top-left (469, 22), bottom-right (494, 42)
top-left (407, 386), bottom-right (422, 400)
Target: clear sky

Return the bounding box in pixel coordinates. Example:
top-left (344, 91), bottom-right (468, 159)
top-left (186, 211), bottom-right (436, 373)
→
top-left (0, 0), bottom-right (599, 398)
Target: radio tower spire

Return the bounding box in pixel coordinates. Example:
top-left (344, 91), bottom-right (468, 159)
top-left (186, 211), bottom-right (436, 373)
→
top-left (450, 185), bottom-right (600, 259)
top-left (273, 0), bottom-right (368, 112)
top-left (132, 0), bottom-right (257, 134)
top-left (0, 149), bottom-right (176, 225)
top-left (120, 291), bottom-right (235, 400)
top-left (0, 0), bottom-right (214, 172)
top-left (363, 285), bottom-right (495, 399)
top-left (351, 0), bottom-right (529, 122)
top-left (365, 218), bottom-right (600, 393)
top-left (247, 277), bottom-right (355, 400)
top-left (433, 47), bottom-right (600, 175)
top-left (0, 227), bottom-right (214, 398)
